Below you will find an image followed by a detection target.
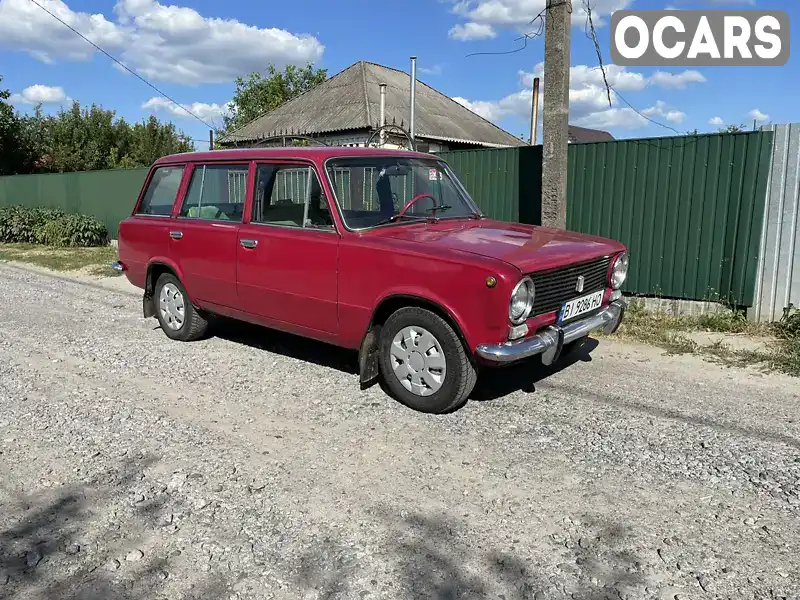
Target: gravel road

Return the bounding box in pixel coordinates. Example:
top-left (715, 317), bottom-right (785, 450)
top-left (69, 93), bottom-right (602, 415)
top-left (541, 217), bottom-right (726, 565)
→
top-left (1, 262), bottom-right (798, 600)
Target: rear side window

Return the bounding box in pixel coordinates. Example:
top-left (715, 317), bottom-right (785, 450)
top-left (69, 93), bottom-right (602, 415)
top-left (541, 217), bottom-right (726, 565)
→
top-left (136, 166), bottom-right (185, 216)
top-left (179, 164), bottom-right (248, 222)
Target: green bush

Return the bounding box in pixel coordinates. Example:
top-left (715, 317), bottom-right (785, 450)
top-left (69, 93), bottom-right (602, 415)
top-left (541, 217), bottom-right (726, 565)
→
top-left (0, 205), bottom-right (107, 247)
top-left (776, 306), bottom-right (800, 340)
top-left (0, 205), bottom-right (39, 243)
top-left (36, 214), bottom-right (108, 248)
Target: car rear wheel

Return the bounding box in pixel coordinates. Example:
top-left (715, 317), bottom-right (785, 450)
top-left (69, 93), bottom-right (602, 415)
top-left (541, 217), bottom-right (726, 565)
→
top-left (154, 273), bottom-right (208, 342)
top-left (379, 307), bottom-right (477, 414)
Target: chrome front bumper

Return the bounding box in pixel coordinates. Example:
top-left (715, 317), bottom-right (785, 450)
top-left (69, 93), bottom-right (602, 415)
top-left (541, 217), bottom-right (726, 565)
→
top-left (475, 299), bottom-right (627, 365)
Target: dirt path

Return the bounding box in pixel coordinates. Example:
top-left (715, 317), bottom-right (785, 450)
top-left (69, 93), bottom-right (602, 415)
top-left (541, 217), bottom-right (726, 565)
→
top-left (0, 263), bottom-right (798, 600)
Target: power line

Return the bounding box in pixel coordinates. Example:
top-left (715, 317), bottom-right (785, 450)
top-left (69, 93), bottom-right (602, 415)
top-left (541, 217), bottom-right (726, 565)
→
top-left (465, 10), bottom-right (545, 58)
top-left (581, 0), bottom-right (681, 135)
top-left (610, 88), bottom-right (682, 135)
top-left (26, 0), bottom-right (215, 131)
top-left (581, 0), bottom-right (611, 108)
top-left (464, 3), bottom-right (559, 59)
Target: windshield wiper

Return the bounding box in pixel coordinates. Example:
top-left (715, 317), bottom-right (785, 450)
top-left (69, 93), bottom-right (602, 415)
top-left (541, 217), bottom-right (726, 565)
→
top-left (468, 211), bottom-right (483, 219)
top-left (424, 204), bottom-right (453, 214)
top-left (373, 214), bottom-right (427, 227)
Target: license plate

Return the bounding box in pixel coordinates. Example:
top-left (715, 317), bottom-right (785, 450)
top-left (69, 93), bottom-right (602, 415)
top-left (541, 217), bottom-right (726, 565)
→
top-left (559, 290), bottom-right (604, 323)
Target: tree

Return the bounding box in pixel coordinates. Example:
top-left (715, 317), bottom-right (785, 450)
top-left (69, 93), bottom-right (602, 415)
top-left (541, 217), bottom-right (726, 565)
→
top-left (0, 76), bottom-right (38, 175)
top-left (222, 63), bottom-right (327, 134)
top-left (1, 76), bottom-right (194, 174)
top-left (32, 101), bottom-right (194, 172)
top-left (717, 124), bottom-right (747, 133)
top-left (686, 124), bottom-right (748, 136)
top-left (111, 116), bottom-right (193, 169)
top-left (41, 101), bottom-right (123, 172)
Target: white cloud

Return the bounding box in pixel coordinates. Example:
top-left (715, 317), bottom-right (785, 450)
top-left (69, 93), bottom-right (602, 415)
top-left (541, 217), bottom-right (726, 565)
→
top-left (520, 63), bottom-right (705, 93)
top-left (520, 63), bottom-right (648, 93)
top-left (642, 100), bottom-right (686, 124)
top-left (448, 22), bottom-right (496, 40)
top-left (9, 84), bottom-right (71, 105)
top-left (453, 92), bottom-right (536, 122)
top-left (573, 108), bottom-right (648, 130)
top-left (748, 109), bottom-right (769, 122)
top-left (450, 0), bottom-right (632, 36)
top-left (142, 96), bottom-right (231, 124)
top-left (418, 65), bottom-right (443, 76)
top-left (456, 62), bottom-right (690, 133)
top-left (0, 0), bottom-right (124, 62)
top-left (649, 70), bottom-right (707, 89)
top-left (709, 116), bottom-right (724, 127)
top-left (574, 102), bottom-right (685, 130)
top-left (0, 0), bottom-right (325, 86)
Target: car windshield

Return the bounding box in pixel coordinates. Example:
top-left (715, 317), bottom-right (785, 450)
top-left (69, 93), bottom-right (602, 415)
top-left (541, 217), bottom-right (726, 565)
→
top-left (325, 156), bottom-right (480, 230)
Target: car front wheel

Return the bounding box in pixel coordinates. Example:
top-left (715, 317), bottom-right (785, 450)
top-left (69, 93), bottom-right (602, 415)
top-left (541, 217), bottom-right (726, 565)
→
top-left (154, 273), bottom-right (208, 342)
top-left (379, 307), bottom-right (477, 414)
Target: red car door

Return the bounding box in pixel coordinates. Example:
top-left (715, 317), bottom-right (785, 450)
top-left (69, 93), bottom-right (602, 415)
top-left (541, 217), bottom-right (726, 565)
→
top-left (168, 162), bottom-right (250, 310)
top-left (119, 164), bottom-right (187, 289)
top-left (236, 161), bottom-right (339, 335)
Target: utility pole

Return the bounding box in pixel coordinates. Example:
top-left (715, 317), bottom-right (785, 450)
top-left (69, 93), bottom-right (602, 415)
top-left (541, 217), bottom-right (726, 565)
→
top-left (541, 0), bottom-right (571, 229)
top-left (209, 130), bottom-right (214, 150)
top-left (529, 76), bottom-right (540, 145)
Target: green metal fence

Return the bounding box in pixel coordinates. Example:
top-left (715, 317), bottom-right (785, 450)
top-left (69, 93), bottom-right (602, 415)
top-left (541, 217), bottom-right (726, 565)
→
top-left (438, 131), bottom-right (774, 306)
top-left (567, 132), bottom-right (773, 306)
top-left (436, 145), bottom-right (544, 226)
top-left (0, 168), bottom-right (149, 238)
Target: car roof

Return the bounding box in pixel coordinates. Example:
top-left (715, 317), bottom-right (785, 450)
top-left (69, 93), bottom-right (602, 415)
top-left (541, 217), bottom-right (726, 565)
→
top-left (152, 146), bottom-right (440, 166)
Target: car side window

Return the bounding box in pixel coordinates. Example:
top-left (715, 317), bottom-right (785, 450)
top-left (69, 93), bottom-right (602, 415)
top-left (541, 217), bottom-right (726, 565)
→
top-left (251, 164), bottom-right (334, 230)
top-left (136, 166), bottom-right (185, 216)
top-left (179, 164), bottom-right (248, 222)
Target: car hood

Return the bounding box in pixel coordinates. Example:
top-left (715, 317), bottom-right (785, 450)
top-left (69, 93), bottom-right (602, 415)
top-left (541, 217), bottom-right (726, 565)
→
top-left (369, 219), bottom-right (625, 273)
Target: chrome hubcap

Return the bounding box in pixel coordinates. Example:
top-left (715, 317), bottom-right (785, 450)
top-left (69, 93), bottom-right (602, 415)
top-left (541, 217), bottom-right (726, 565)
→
top-left (159, 282), bottom-right (185, 331)
top-left (390, 326), bottom-right (447, 396)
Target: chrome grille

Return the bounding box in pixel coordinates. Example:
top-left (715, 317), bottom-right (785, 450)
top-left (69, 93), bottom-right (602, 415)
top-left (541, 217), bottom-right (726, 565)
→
top-left (530, 257), bottom-right (611, 316)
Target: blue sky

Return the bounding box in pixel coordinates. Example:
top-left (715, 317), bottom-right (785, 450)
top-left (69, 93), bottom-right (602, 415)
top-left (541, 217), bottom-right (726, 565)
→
top-left (0, 0), bottom-right (796, 150)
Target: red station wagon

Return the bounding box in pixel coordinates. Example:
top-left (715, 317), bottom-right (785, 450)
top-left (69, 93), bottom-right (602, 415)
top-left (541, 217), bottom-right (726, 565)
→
top-left (116, 147), bottom-right (629, 413)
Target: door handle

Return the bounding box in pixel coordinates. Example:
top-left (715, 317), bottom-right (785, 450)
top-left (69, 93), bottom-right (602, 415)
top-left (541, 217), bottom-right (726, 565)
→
top-left (169, 230), bottom-right (183, 240)
top-left (240, 239), bottom-right (258, 249)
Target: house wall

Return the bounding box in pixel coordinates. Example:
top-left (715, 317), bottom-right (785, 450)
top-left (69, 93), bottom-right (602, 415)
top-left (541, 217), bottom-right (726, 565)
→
top-left (750, 123), bottom-right (800, 322)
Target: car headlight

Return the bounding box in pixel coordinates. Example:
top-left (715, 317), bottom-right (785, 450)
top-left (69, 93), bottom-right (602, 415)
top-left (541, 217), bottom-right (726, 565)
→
top-left (509, 277), bottom-right (535, 324)
top-left (610, 252), bottom-right (629, 290)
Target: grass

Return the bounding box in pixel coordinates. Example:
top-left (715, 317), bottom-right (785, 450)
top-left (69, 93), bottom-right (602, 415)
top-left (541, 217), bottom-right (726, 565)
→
top-left (0, 243), bottom-right (121, 277)
top-left (612, 298), bottom-right (800, 377)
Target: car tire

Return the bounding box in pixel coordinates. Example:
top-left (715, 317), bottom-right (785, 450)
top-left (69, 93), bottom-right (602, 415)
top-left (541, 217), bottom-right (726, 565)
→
top-left (153, 273), bottom-right (208, 342)
top-left (379, 307), bottom-right (477, 414)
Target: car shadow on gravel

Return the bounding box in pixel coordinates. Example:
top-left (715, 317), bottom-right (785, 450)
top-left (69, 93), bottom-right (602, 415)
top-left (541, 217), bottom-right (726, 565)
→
top-left (0, 455), bottom-right (229, 600)
top-left (292, 509), bottom-right (648, 599)
top-left (208, 319), bottom-right (601, 410)
top-left (470, 338), bottom-right (599, 403)
top-left (209, 316), bottom-right (359, 375)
